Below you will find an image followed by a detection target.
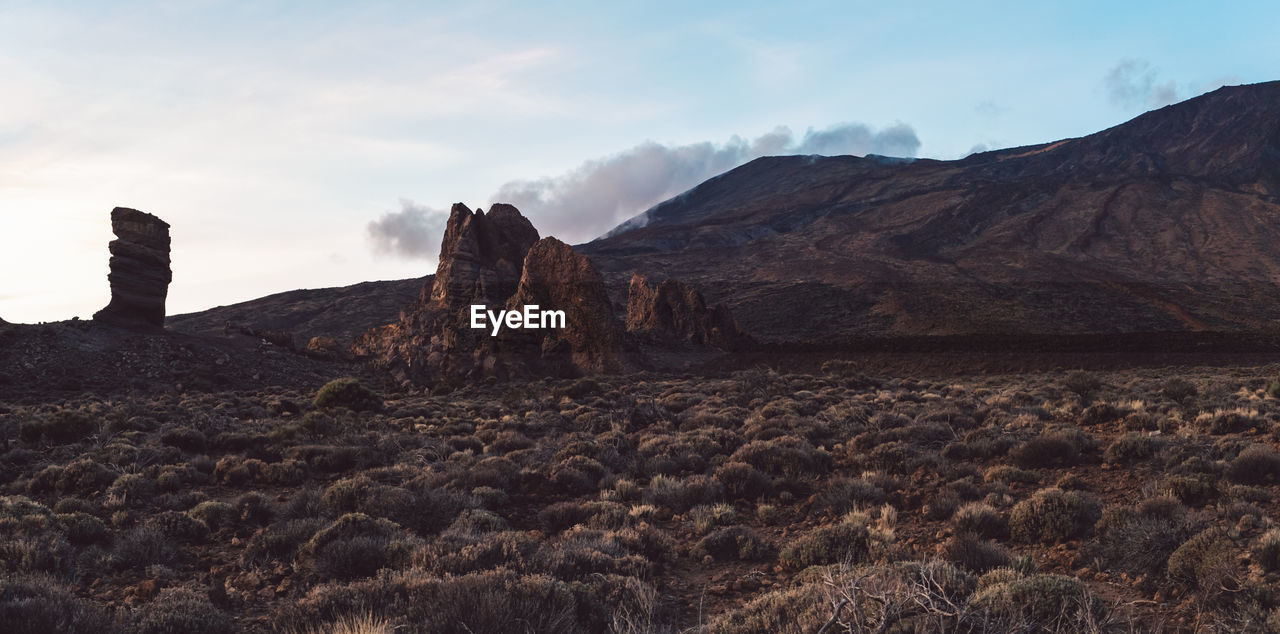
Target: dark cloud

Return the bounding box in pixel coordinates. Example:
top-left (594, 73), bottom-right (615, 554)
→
top-left (366, 199), bottom-right (450, 259)
top-left (492, 122), bottom-right (920, 243)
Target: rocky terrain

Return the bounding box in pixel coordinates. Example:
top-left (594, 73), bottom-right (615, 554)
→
top-left (166, 277), bottom-right (426, 348)
top-left (584, 81), bottom-right (1280, 343)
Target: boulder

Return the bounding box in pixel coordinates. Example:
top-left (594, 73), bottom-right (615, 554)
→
top-left (92, 207), bottom-right (171, 329)
top-left (626, 273), bottom-right (751, 351)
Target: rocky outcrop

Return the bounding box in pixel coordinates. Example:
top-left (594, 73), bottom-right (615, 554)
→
top-left (92, 207), bottom-right (171, 329)
top-left (353, 204), bottom-right (629, 385)
top-left (429, 203), bottom-right (539, 310)
top-left (626, 274), bottom-right (751, 351)
top-left (502, 238), bottom-right (628, 374)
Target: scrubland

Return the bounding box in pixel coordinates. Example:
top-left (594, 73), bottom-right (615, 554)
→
top-left (5, 363), bottom-right (1280, 632)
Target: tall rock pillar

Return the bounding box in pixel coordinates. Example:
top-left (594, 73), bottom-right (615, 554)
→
top-left (92, 207), bottom-right (172, 328)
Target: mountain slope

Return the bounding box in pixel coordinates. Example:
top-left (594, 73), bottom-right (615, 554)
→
top-left (167, 277), bottom-right (428, 346)
top-left (581, 82), bottom-right (1280, 342)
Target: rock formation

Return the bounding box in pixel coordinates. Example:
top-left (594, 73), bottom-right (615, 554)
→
top-left (626, 274), bottom-right (751, 351)
top-left (353, 204), bottom-right (628, 384)
top-left (92, 207), bottom-right (171, 329)
top-left (501, 238), bottom-right (627, 374)
top-left (429, 203), bottom-right (540, 310)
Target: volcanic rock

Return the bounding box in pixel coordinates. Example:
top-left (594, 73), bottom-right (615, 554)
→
top-left (92, 207), bottom-right (171, 329)
top-left (625, 273), bottom-right (751, 351)
top-left (501, 238), bottom-right (628, 374)
top-left (429, 203), bottom-right (540, 310)
top-left (353, 204), bottom-right (629, 384)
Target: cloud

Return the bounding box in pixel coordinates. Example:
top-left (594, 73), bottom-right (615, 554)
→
top-left (1104, 59), bottom-right (1180, 108)
top-left (490, 122), bottom-right (920, 244)
top-left (367, 199), bottom-right (450, 259)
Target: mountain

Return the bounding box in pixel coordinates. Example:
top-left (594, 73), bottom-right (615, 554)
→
top-left (580, 82), bottom-right (1280, 343)
top-left (167, 277), bottom-right (427, 346)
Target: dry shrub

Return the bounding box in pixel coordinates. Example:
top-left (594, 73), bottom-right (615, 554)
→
top-left (298, 513), bottom-right (421, 581)
top-left (730, 436), bottom-right (830, 477)
top-left (643, 474), bottom-right (723, 513)
top-left (952, 502), bottom-right (1007, 540)
top-left (971, 572), bottom-right (1107, 630)
top-left (1167, 527), bottom-right (1240, 592)
top-left (314, 378), bottom-right (382, 412)
top-left (714, 461), bottom-right (773, 501)
top-left (1161, 474), bottom-right (1217, 507)
top-left (1008, 488), bottom-right (1100, 543)
top-left (0, 573), bottom-right (118, 634)
top-left (779, 519), bottom-right (872, 569)
top-left (1226, 445), bottom-right (1280, 485)
top-left (692, 526), bottom-right (771, 562)
top-left (1250, 529), bottom-right (1280, 573)
top-left (282, 568), bottom-right (603, 633)
top-left (1104, 432), bottom-right (1164, 464)
top-left (942, 533), bottom-right (1012, 573)
top-left (133, 587), bottom-right (232, 634)
top-left (1089, 496), bottom-right (1199, 580)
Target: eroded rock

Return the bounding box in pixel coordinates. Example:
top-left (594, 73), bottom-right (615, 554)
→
top-left (626, 273), bottom-right (751, 351)
top-left (354, 204), bottom-right (629, 384)
top-left (92, 207), bottom-right (171, 329)
top-left (501, 238), bottom-right (628, 374)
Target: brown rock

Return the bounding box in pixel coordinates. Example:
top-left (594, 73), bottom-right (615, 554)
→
top-left (93, 207), bottom-right (171, 329)
top-left (305, 336), bottom-right (345, 359)
top-left (626, 273), bottom-right (751, 350)
top-left (502, 237), bottom-right (628, 374)
top-left (429, 202), bottom-right (539, 310)
top-left (353, 204), bottom-right (628, 383)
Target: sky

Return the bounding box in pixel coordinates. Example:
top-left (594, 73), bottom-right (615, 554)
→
top-left (1, 1), bottom-right (1277, 323)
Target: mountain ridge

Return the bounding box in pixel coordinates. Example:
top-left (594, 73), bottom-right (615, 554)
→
top-left (580, 81), bottom-right (1280, 342)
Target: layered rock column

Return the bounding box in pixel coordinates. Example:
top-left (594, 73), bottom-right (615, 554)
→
top-left (92, 207), bottom-right (172, 328)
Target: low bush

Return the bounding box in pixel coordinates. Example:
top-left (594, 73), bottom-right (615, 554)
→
top-left (1167, 527), bottom-right (1238, 593)
top-left (298, 513), bottom-right (420, 581)
top-left (1010, 430), bottom-right (1090, 468)
top-left (0, 574), bottom-right (118, 634)
top-left (1161, 474), bottom-right (1217, 507)
top-left (1090, 497), bottom-right (1198, 579)
top-left (314, 378), bottom-right (382, 412)
top-left (1009, 488), bottom-right (1100, 543)
top-left (942, 533), bottom-right (1012, 573)
top-left (713, 461), bottom-right (773, 501)
top-left (971, 573), bottom-right (1106, 630)
top-left (779, 520), bottom-right (871, 569)
top-left (1104, 432), bottom-right (1164, 464)
top-left (643, 475), bottom-right (723, 514)
top-left (952, 502), bottom-right (1007, 540)
top-left (691, 526), bottom-right (771, 562)
top-left (1226, 445), bottom-right (1280, 485)
top-left (1250, 529), bottom-right (1280, 574)
top-left (132, 587), bottom-right (232, 634)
